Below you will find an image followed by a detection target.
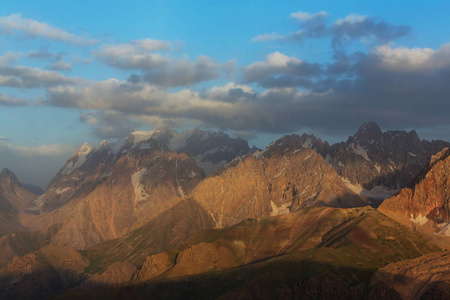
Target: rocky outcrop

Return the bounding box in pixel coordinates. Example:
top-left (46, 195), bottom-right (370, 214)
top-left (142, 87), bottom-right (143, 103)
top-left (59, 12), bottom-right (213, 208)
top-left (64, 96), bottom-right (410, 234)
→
top-left (34, 128), bottom-right (250, 214)
top-left (327, 122), bottom-right (450, 191)
top-left (192, 147), bottom-right (366, 228)
top-left (0, 244), bottom-right (89, 300)
top-left (82, 198), bottom-right (215, 274)
top-left (369, 251), bottom-right (450, 300)
top-left (135, 206), bottom-right (438, 283)
top-left (0, 168), bottom-right (37, 237)
top-left (379, 148), bottom-right (450, 239)
top-left (80, 262), bottom-right (137, 288)
top-left (38, 144), bottom-right (204, 249)
top-left (134, 252), bottom-right (174, 281)
top-left (52, 206), bottom-right (440, 300)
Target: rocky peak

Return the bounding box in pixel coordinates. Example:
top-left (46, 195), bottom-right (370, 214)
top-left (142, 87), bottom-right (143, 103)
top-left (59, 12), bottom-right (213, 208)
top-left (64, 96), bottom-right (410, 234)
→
top-left (353, 122), bottom-right (383, 146)
top-left (378, 147), bottom-right (450, 236)
top-left (261, 134), bottom-right (331, 158)
top-left (0, 168), bottom-right (22, 193)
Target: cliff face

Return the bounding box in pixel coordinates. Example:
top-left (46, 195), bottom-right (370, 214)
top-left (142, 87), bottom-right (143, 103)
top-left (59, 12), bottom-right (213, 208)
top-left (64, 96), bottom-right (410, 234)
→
top-left (0, 244), bottom-right (89, 300)
top-left (29, 141), bottom-right (204, 250)
top-left (192, 146), bottom-right (366, 228)
top-left (0, 168), bottom-right (36, 237)
top-left (369, 251), bottom-right (450, 300)
top-left (379, 148), bottom-right (450, 238)
top-left (327, 122), bottom-right (450, 192)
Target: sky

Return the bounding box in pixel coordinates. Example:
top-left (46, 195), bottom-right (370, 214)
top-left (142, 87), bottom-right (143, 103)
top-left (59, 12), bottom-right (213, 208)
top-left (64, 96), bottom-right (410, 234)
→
top-left (1, 0), bottom-right (450, 187)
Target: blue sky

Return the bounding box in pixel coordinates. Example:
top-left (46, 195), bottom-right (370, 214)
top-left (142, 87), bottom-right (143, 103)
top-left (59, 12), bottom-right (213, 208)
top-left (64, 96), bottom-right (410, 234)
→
top-left (1, 0), bottom-right (450, 186)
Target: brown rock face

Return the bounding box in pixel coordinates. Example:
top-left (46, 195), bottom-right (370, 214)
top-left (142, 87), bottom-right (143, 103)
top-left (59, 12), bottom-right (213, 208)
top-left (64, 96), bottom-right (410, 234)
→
top-left (134, 252), bottom-right (174, 281)
top-left (328, 123), bottom-right (450, 191)
top-left (192, 147), bottom-right (366, 228)
top-left (0, 168), bottom-right (36, 237)
top-left (0, 244), bottom-right (89, 300)
top-left (379, 148), bottom-right (450, 237)
top-left (134, 206), bottom-right (438, 284)
top-left (80, 262), bottom-right (137, 288)
top-left (40, 145), bottom-right (204, 250)
top-left (81, 197), bottom-right (215, 274)
top-left (53, 206), bottom-right (439, 300)
top-left (369, 251), bottom-right (450, 300)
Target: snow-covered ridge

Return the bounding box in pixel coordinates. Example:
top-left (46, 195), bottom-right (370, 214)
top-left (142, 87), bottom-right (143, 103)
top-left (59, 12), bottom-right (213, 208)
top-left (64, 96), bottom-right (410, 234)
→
top-left (61, 143), bottom-right (93, 175)
top-left (58, 128), bottom-right (250, 177)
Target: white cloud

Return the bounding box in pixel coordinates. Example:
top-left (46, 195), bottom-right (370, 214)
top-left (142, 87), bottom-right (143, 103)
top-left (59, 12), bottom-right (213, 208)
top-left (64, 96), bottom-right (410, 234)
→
top-left (0, 52), bottom-right (22, 66)
top-left (290, 11), bottom-right (329, 22)
top-left (0, 142), bottom-right (73, 156)
top-left (0, 65), bottom-right (76, 88)
top-left (250, 33), bottom-right (285, 42)
top-left (371, 44), bottom-right (450, 73)
top-left (48, 60), bottom-right (72, 71)
top-left (242, 52), bottom-right (320, 87)
top-left (0, 13), bottom-right (98, 45)
top-left (0, 141), bottom-right (76, 187)
top-left (334, 13), bottom-right (368, 25)
top-left (95, 39), bottom-right (171, 70)
top-left (0, 93), bottom-right (29, 106)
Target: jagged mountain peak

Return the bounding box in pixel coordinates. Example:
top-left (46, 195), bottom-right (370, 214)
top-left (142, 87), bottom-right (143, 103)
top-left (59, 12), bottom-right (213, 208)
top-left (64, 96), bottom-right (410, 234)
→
top-left (353, 121), bottom-right (383, 144)
top-left (259, 133), bottom-right (330, 159)
top-left (0, 168), bottom-right (21, 189)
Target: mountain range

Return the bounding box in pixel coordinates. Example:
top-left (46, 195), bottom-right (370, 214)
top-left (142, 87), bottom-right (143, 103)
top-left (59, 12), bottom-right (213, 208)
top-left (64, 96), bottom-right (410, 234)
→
top-left (0, 122), bottom-right (449, 299)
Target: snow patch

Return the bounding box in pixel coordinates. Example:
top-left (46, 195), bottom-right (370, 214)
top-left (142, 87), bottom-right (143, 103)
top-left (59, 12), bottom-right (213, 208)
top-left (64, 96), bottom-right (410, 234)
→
top-left (168, 130), bottom-right (193, 150)
top-left (342, 178), bottom-right (396, 199)
top-left (61, 143), bottom-right (93, 175)
top-left (374, 164), bottom-right (381, 173)
top-left (252, 149), bottom-right (267, 159)
top-left (111, 137), bottom-right (128, 155)
top-left (409, 213), bottom-right (428, 226)
top-left (301, 138), bottom-right (312, 148)
top-left (193, 154), bottom-right (227, 175)
top-left (408, 152), bottom-right (418, 157)
top-left (352, 144), bottom-right (371, 161)
top-left (272, 168), bottom-right (286, 180)
top-left (270, 201), bottom-right (291, 216)
top-left (131, 169), bottom-right (149, 204)
top-left (55, 187), bottom-right (71, 194)
top-left (131, 131), bottom-right (155, 143)
top-left (437, 222), bottom-right (450, 236)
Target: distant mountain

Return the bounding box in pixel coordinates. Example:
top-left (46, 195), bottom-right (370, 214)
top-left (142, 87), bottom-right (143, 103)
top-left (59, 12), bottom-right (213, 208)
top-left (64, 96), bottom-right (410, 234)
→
top-left (21, 183), bottom-right (44, 196)
top-left (327, 122), bottom-right (450, 192)
top-left (30, 128), bottom-right (250, 213)
top-left (191, 140), bottom-right (367, 228)
top-left (276, 122), bottom-right (450, 201)
top-left (379, 147), bottom-right (450, 248)
top-left (26, 139), bottom-right (204, 250)
top-left (0, 168), bottom-right (36, 237)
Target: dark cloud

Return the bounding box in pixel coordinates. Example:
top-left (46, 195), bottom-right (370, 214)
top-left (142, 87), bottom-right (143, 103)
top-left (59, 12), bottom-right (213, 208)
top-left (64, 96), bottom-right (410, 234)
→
top-left (79, 110), bottom-right (137, 139)
top-left (27, 50), bottom-right (62, 61)
top-left (0, 65), bottom-right (75, 88)
top-left (252, 11), bottom-right (410, 50)
top-left (142, 56), bottom-right (223, 87)
top-left (94, 39), bottom-right (171, 70)
top-left (0, 13), bottom-right (98, 46)
top-left (47, 60), bottom-right (72, 71)
top-left (330, 14), bottom-right (410, 51)
top-left (242, 52), bottom-right (321, 88)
